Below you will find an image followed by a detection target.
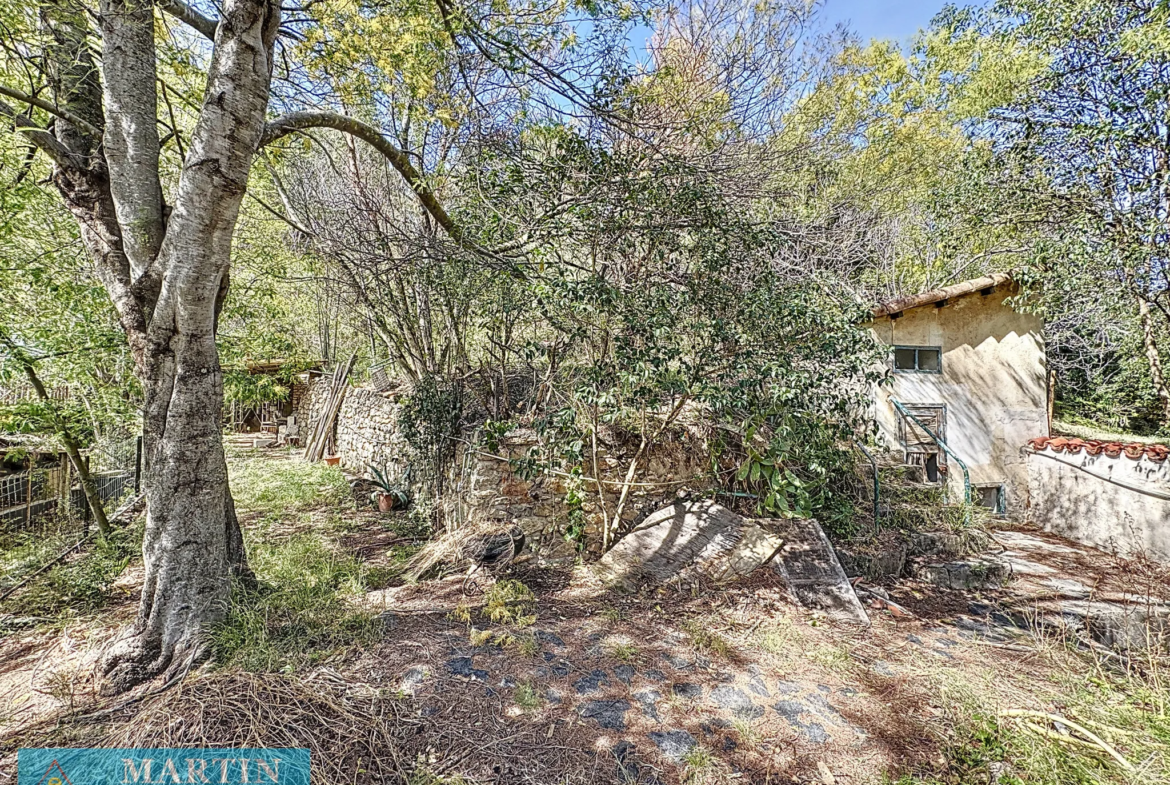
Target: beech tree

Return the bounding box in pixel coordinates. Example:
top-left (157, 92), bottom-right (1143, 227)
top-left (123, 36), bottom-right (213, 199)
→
top-left (0, 0), bottom-right (632, 691)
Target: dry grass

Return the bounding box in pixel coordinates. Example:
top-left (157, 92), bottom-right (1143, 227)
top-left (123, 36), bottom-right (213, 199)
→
top-left (4, 669), bottom-right (416, 784)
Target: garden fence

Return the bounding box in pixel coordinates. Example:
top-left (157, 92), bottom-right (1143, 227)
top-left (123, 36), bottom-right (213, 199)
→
top-left (0, 436), bottom-right (140, 533)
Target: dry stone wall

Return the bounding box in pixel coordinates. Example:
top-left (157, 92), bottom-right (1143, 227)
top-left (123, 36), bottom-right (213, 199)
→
top-left (301, 377), bottom-right (715, 559)
top-left (300, 377), bottom-right (410, 478)
top-left (335, 387), bottom-right (411, 478)
top-left (445, 427), bottom-right (713, 562)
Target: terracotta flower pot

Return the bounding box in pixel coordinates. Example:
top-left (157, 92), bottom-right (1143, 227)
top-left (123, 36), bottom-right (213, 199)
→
top-left (324, 455), bottom-right (341, 467)
top-left (376, 492), bottom-right (397, 512)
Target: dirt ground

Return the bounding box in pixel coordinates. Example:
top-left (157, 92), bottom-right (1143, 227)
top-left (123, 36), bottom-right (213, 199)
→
top-left (1, 451), bottom-right (1166, 785)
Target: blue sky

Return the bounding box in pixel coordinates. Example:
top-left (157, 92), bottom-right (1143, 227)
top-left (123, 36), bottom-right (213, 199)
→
top-left (821, 0), bottom-right (948, 45)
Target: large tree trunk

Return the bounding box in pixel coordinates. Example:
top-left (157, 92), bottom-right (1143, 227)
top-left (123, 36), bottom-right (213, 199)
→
top-left (101, 334), bottom-right (243, 692)
top-left (23, 0), bottom-right (281, 693)
top-left (99, 0), bottom-right (280, 693)
top-left (1138, 296), bottom-right (1170, 426)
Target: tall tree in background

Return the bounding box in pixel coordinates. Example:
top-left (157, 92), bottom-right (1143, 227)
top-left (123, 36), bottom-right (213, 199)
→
top-left (983, 0), bottom-right (1170, 424)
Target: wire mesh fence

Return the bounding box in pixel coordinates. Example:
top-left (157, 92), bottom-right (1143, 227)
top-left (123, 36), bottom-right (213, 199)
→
top-left (0, 437), bottom-right (140, 534)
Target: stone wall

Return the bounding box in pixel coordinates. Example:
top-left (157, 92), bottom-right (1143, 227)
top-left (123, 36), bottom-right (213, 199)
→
top-left (444, 426), bottom-right (712, 562)
top-left (300, 377), bottom-right (410, 478)
top-left (335, 387), bottom-right (411, 478)
top-left (1026, 439), bottom-right (1170, 562)
top-left (301, 376), bottom-right (716, 559)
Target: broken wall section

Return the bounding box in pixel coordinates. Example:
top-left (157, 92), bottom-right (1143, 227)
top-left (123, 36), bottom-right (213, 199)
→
top-left (443, 426), bottom-right (715, 562)
top-left (299, 377), bottom-right (716, 558)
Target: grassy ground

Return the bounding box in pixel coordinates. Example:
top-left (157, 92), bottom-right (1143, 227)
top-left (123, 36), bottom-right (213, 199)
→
top-left (1, 448), bottom-right (1168, 784)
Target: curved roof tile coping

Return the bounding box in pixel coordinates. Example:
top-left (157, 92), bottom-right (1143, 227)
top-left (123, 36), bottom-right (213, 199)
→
top-left (1027, 436), bottom-right (1170, 463)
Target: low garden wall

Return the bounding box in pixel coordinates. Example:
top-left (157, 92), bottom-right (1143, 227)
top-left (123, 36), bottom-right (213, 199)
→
top-left (300, 378), bottom-right (410, 477)
top-left (300, 377), bottom-right (713, 559)
top-left (1026, 437), bottom-right (1170, 562)
top-left (442, 427), bottom-right (712, 561)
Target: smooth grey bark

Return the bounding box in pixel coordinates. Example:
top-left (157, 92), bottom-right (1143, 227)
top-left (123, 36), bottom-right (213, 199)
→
top-left (99, 0), bottom-right (165, 306)
top-left (99, 0), bottom-right (279, 693)
top-left (1138, 296), bottom-right (1170, 425)
top-left (11, 0), bottom-right (278, 693)
top-left (6, 0), bottom-right (469, 693)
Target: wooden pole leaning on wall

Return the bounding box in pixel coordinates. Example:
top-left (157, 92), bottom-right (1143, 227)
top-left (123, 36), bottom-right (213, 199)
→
top-left (303, 353), bottom-right (356, 463)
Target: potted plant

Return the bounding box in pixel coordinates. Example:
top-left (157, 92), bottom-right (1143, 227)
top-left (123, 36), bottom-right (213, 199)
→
top-left (369, 464), bottom-right (411, 512)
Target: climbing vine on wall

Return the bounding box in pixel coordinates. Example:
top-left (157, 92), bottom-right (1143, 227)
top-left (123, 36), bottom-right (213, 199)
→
top-left (398, 375), bottom-right (463, 498)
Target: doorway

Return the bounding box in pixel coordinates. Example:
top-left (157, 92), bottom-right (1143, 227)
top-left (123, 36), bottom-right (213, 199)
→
top-left (896, 403), bottom-right (947, 483)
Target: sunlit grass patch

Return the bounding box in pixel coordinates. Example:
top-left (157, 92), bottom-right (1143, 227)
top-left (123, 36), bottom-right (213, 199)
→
top-left (212, 533), bottom-right (382, 671)
top-left (890, 640), bottom-right (1169, 785)
top-left (0, 522), bottom-right (77, 595)
top-left (227, 450), bottom-right (348, 516)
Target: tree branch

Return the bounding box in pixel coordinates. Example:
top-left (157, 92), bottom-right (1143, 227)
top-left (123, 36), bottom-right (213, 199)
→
top-left (100, 0), bottom-right (166, 285)
top-left (260, 110), bottom-right (470, 246)
top-left (159, 0), bottom-right (218, 40)
top-left (0, 83), bottom-right (101, 138)
top-left (0, 98), bottom-right (82, 168)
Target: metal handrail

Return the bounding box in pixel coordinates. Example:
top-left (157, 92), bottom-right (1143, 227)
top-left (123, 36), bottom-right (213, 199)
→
top-left (852, 441), bottom-right (880, 532)
top-left (890, 398), bottom-right (971, 508)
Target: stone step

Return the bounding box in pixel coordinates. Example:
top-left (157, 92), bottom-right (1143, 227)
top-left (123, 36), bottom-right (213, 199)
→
top-left (918, 557), bottom-right (1012, 591)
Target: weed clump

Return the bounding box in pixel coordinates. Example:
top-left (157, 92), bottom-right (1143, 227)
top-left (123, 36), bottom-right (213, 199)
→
top-left (4, 519), bottom-right (142, 621)
top-left (682, 618), bottom-right (731, 658)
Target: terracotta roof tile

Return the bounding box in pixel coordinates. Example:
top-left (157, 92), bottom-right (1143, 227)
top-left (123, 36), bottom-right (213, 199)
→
top-left (1027, 436), bottom-right (1170, 463)
top-left (872, 273), bottom-right (1014, 318)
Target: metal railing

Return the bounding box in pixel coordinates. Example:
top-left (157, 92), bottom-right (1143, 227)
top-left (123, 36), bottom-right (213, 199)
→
top-left (890, 398), bottom-right (971, 515)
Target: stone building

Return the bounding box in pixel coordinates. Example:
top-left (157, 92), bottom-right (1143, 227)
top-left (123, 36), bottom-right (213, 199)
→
top-left (868, 273), bottom-right (1049, 518)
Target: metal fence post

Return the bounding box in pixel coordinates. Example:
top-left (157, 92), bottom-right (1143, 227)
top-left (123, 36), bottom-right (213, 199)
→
top-left (24, 457), bottom-right (32, 529)
top-left (134, 435), bottom-right (143, 494)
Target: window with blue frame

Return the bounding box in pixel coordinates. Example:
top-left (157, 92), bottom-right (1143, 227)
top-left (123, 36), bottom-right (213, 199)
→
top-left (893, 346), bottom-right (942, 373)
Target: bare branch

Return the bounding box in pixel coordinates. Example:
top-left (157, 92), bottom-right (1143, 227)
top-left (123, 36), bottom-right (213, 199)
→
top-left (0, 98), bottom-right (83, 168)
top-left (0, 83), bottom-right (101, 138)
top-left (159, 0), bottom-right (218, 40)
top-left (260, 110), bottom-right (470, 246)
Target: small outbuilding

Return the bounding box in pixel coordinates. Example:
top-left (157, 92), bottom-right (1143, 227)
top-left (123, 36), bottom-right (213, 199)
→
top-left (868, 273), bottom-right (1049, 518)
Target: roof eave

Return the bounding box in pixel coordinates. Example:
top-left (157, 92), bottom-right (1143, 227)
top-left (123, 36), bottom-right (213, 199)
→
top-left (871, 273), bottom-right (1014, 319)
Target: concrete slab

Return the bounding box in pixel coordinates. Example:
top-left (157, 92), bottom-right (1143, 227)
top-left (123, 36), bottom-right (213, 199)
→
top-left (769, 518), bottom-right (870, 626)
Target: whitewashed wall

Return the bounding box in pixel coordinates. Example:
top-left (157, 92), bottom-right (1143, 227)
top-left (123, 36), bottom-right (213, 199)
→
top-left (1026, 445), bottom-right (1170, 562)
top-left (869, 287), bottom-right (1048, 517)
